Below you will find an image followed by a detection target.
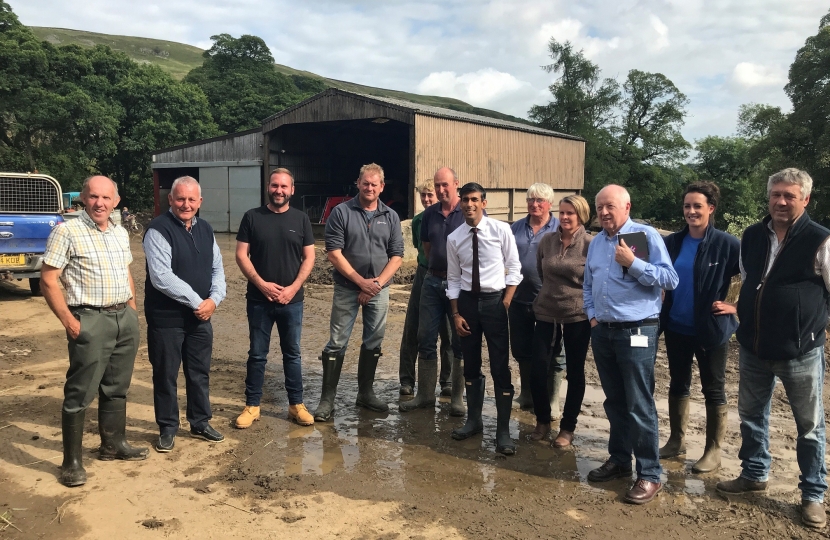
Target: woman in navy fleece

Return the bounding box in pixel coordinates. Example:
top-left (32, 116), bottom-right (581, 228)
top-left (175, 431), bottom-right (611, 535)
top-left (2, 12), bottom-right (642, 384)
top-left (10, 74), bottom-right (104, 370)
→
top-left (659, 181), bottom-right (740, 473)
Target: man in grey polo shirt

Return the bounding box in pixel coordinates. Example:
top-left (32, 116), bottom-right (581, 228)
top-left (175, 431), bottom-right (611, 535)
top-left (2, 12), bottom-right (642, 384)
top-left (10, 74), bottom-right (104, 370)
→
top-left (314, 163), bottom-right (404, 421)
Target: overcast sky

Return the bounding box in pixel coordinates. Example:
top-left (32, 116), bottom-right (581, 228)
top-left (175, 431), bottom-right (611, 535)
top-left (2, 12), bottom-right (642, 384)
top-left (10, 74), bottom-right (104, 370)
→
top-left (13, 0), bottom-right (829, 144)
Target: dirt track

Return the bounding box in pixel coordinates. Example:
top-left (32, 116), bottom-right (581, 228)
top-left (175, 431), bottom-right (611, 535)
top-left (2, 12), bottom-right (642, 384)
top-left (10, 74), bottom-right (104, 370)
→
top-left (0, 233), bottom-right (828, 539)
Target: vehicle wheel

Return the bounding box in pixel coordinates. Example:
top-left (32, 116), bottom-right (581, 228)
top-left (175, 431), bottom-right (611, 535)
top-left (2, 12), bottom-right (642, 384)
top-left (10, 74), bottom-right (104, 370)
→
top-left (29, 277), bottom-right (42, 296)
top-left (132, 222), bottom-right (144, 238)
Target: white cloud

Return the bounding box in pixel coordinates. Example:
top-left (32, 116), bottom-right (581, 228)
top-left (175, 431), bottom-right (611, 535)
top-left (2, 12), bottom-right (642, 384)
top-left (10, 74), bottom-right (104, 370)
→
top-left (11, 0), bottom-right (830, 140)
top-left (731, 62), bottom-right (787, 89)
top-left (417, 69), bottom-right (537, 117)
top-left (649, 14), bottom-right (670, 51)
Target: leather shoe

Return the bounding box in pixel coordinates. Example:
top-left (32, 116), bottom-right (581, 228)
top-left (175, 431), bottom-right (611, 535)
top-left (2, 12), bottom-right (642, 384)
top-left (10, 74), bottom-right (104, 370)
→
top-left (529, 422), bottom-right (551, 441)
top-left (587, 460), bottom-right (632, 482)
top-left (155, 434), bottom-right (175, 453)
top-left (802, 501), bottom-right (827, 529)
top-left (190, 424), bottom-right (224, 443)
top-left (552, 430), bottom-right (574, 448)
top-left (716, 476), bottom-right (767, 495)
top-left (624, 479), bottom-right (662, 505)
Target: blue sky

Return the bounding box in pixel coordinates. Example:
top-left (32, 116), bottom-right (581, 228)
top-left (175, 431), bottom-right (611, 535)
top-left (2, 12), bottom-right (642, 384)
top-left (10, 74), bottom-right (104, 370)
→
top-left (13, 0), bottom-right (830, 144)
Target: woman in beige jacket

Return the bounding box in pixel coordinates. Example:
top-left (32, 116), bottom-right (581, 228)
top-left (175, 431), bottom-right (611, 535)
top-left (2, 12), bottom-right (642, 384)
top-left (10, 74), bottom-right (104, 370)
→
top-left (530, 195), bottom-right (593, 447)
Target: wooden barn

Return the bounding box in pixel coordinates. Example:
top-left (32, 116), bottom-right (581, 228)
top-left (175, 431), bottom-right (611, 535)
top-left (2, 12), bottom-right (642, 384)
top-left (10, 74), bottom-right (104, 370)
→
top-left (151, 88), bottom-right (585, 233)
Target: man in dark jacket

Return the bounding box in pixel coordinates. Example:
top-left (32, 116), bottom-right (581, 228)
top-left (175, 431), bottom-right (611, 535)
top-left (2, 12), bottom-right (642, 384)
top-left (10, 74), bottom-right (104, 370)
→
top-left (314, 163), bottom-right (404, 421)
top-left (716, 168), bottom-right (830, 530)
top-left (144, 176), bottom-right (227, 453)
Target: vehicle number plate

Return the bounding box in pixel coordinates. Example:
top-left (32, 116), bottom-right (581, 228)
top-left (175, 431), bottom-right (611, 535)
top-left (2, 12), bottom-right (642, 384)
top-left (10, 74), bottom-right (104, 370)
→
top-left (0, 254), bottom-right (26, 266)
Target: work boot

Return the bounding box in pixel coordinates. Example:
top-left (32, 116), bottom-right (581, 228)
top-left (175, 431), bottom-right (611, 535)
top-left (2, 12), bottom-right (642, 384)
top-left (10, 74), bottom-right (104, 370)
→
top-left (659, 395), bottom-right (689, 458)
top-left (355, 346), bottom-right (388, 412)
top-left (449, 355), bottom-right (465, 417)
top-left (494, 387), bottom-right (516, 455)
top-left (314, 350), bottom-right (345, 422)
top-left (452, 377), bottom-right (484, 440)
top-left (693, 403), bottom-right (728, 473)
top-left (97, 399), bottom-right (149, 461)
top-left (288, 403), bottom-right (314, 426)
top-left (235, 405), bottom-right (261, 429)
top-left (716, 476), bottom-right (768, 494)
top-left (802, 501), bottom-right (827, 530)
top-left (548, 369), bottom-right (564, 421)
top-left (514, 360), bottom-right (533, 410)
top-left (60, 410), bottom-right (87, 487)
top-left (400, 354), bottom-right (437, 412)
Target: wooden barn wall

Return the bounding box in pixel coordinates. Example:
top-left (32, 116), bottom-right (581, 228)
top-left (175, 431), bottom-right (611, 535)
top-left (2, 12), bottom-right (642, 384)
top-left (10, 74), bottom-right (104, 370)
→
top-left (413, 115), bottom-right (585, 191)
top-left (154, 132), bottom-right (262, 164)
top-left (263, 94), bottom-right (414, 132)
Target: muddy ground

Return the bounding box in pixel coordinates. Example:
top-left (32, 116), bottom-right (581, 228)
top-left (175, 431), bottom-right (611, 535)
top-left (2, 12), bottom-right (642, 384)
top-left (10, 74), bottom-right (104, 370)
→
top-left (0, 233), bottom-right (828, 539)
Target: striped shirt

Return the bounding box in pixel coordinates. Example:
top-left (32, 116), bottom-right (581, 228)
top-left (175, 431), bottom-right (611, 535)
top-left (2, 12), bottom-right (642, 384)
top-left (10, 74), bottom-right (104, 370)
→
top-left (42, 210), bottom-right (133, 307)
top-left (143, 214), bottom-right (226, 310)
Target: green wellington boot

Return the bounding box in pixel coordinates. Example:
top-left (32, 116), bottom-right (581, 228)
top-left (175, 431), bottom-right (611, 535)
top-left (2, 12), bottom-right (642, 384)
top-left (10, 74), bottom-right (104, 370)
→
top-left (60, 410), bottom-right (87, 487)
top-left (692, 403), bottom-right (727, 473)
top-left (659, 395), bottom-right (689, 458)
top-left (452, 377), bottom-right (484, 440)
top-left (514, 360), bottom-right (533, 410)
top-left (98, 399), bottom-right (149, 461)
top-left (449, 356), bottom-right (466, 417)
top-left (355, 346), bottom-right (389, 412)
top-left (314, 350), bottom-right (345, 422)
top-left (400, 354), bottom-right (437, 412)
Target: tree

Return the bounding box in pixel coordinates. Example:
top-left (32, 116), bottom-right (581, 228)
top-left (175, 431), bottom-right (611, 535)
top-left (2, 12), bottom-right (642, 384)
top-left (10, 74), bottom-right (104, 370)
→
top-left (185, 34), bottom-right (322, 134)
top-left (528, 39), bottom-right (620, 137)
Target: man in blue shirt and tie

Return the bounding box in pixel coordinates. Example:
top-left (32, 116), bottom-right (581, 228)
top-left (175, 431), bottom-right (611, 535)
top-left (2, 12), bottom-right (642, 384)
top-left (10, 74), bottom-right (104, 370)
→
top-left (583, 184), bottom-right (678, 504)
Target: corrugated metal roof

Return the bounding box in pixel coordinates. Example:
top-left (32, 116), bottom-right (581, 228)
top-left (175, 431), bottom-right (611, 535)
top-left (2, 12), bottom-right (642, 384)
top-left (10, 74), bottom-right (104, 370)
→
top-left (263, 89), bottom-right (584, 141)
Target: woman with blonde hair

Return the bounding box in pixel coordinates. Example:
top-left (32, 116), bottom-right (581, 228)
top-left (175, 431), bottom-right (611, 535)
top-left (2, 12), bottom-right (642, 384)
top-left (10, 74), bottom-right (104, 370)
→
top-left (530, 194), bottom-right (592, 447)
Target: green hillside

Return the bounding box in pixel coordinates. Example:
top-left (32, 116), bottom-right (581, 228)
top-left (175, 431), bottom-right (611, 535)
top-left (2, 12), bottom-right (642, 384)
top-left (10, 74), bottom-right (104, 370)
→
top-left (30, 27), bottom-right (530, 124)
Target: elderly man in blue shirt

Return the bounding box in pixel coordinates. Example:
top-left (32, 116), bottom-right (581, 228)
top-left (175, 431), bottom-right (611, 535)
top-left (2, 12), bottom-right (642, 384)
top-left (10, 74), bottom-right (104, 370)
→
top-left (583, 184), bottom-right (678, 505)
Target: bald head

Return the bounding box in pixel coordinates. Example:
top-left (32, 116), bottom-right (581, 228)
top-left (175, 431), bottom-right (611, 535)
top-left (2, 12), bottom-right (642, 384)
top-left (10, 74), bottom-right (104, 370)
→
top-left (595, 184), bottom-right (631, 236)
top-left (81, 175), bottom-right (120, 229)
top-left (433, 167), bottom-right (459, 206)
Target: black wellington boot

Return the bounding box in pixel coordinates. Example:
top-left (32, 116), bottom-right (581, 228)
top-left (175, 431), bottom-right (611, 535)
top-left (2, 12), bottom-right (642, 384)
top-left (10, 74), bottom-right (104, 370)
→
top-left (60, 410), bottom-right (87, 487)
top-left (494, 387), bottom-right (516, 455)
top-left (355, 346), bottom-right (389, 412)
top-left (452, 377), bottom-right (484, 440)
top-left (98, 399), bottom-right (149, 461)
top-left (315, 350), bottom-right (345, 422)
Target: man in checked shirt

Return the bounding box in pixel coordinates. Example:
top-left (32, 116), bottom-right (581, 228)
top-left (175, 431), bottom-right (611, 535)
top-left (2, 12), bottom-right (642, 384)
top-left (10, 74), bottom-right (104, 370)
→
top-left (41, 175), bottom-right (148, 488)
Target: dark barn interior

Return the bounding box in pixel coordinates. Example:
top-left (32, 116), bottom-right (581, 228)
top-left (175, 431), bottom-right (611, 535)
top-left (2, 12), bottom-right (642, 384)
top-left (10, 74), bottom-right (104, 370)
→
top-left (268, 118), bottom-right (411, 222)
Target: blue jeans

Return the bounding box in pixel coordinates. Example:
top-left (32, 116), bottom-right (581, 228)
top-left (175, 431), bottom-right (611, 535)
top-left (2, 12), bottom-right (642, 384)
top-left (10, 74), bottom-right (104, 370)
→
top-left (400, 265), bottom-right (452, 386)
top-left (324, 284), bottom-right (389, 353)
top-left (737, 344), bottom-right (827, 502)
top-left (417, 274), bottom-right (462, 360)
top-left (246, 300), bottom-right (304, 406)
top-left (591, 323), bottom-right (662, 483)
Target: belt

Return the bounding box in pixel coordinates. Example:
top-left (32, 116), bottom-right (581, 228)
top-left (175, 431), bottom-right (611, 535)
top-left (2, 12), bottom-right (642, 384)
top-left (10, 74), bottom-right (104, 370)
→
top-left (70, 303), bottom-right (128, 312)
top-left (598, 318), bottom-right (659, 329)
top-left (428, 269), bottom-right (447, 278)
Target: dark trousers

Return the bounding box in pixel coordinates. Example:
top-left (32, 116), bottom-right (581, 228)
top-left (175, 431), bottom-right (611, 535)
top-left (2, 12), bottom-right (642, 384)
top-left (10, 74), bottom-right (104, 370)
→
top-left (400, 265), bottom-right (452, 386)
top-left (457, 290), bottom-right (512, 390)
top-left (664, 328), bottom-right (728, 405)
top-left (509, 302), bottom-right (566, 371)
top-left (147, 320), bottom-right (213, 435)
top-left (64, 306), bottom-right (140, 413)
top-left (531, 319), bottom-right (591, 430)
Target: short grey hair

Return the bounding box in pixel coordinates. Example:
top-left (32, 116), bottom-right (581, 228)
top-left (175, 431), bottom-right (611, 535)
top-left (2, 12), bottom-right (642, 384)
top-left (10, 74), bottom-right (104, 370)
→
top-left (767, 168), bottom-right (812, 199)
top-left (171, 176), bottom-right (202, 197)
top-left (526, 183), bottom-right (554, 203)
top-left (82, 175), bottom-right (119, 197)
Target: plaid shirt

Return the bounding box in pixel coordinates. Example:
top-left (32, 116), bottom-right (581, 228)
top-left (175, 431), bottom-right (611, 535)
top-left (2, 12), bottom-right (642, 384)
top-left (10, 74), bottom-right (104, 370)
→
top-left (42, 210), bottom-right (133, 307)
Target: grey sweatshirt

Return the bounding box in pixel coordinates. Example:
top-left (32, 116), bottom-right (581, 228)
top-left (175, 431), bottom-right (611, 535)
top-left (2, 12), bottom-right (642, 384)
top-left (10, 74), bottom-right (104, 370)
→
top-left (324, 197), bottom-right (404, 289)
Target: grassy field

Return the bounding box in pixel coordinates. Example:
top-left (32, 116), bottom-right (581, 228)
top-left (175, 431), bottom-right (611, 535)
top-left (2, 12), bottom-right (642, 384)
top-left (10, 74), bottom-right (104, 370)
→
top-left (30, 26), bottom-right (530, 124)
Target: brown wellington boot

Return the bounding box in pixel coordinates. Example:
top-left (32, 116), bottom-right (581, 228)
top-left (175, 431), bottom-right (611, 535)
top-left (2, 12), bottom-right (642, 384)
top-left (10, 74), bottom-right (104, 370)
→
top-left (692, 403), bottom-right (727, 473)
top-left (659, 395), bottom-right (689, 458)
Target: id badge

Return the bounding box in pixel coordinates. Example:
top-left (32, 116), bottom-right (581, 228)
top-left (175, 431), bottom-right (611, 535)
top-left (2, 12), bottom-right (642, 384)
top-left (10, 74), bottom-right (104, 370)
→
top-left (630, 328), bottom-right (648, 348)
